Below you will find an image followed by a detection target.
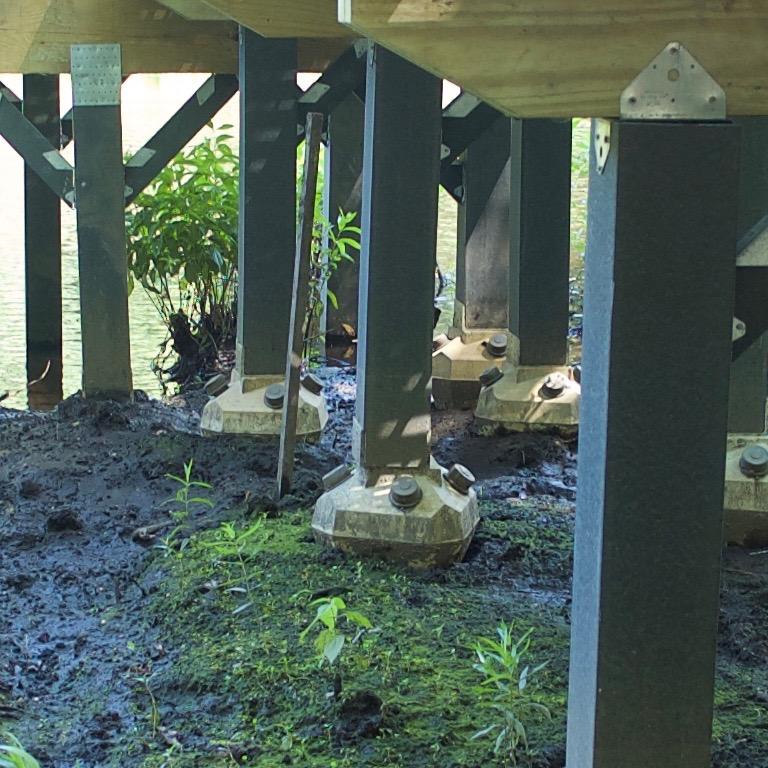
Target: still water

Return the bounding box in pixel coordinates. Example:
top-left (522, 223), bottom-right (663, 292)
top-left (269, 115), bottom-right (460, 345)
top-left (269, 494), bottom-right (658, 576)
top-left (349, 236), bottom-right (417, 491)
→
top-left (0, 75), bottom-right (459, 409)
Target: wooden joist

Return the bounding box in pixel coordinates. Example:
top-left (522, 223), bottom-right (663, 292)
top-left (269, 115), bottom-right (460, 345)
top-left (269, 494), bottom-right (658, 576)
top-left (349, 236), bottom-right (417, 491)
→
top-left (339, 0), bottom-right (768, 117)
top-left (0, 0), bottom-right (347, 74)
top-left (156, 0), bottom-right (227, 21)
top-left (201, 0), bottom-right (348, 38)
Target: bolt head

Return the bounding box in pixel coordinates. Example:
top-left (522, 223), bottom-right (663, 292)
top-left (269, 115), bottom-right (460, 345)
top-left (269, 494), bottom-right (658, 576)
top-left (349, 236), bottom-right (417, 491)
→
top-left (301, 374), bottom-right (324, 396)
top-left (446, 464), bottom-right (475, 495)
top-left (389, 476), bottom-right (423, 509)
top-left (487, 333), bottom-right (508, 358)
top-left (739, 444), bottom-right (768, 478)
top-left (264, 383), bottom-right (285, 410)
top-left (539, 373), bottom-right (567, 400)
top-left (479, 366), bottom-right (504, 388)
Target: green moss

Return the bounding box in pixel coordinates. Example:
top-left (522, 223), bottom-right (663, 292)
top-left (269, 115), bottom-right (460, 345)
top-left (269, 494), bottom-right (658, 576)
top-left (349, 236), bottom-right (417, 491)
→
top-left (119, 508), bottom-right (569, 767)
top-left (107, 502), bottom-right (765, 768)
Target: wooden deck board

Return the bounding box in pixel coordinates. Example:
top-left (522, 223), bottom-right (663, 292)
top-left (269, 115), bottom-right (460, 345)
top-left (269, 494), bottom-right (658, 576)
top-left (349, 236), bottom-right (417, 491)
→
top-left (340, 1), bottom-right (768, 117)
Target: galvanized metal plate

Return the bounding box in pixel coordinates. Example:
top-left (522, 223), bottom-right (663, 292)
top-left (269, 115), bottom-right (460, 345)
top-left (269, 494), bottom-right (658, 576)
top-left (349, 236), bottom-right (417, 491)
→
top-left (620, 42), bottom-right (726, 121)
top-left (594, 118), bottom-right (611, 174)
top-left (71, 44), bottom-right (122, 107)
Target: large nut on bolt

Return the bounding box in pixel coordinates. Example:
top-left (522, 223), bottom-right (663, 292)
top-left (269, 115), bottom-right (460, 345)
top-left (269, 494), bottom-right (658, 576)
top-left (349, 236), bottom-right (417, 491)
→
top-left (446, 464), bottom-right (475, 495)
top-left (301, 373), bottom-right (324, 396)
top-left (264, 383), bottom-right (285, 410)
top-left (486, 333), bottom-right (509, 358)
top-left (479, 366), bottom-right (504, 388)
top-left (539, 372), bottom-right (567, 400)
top-left (739, 444), bottom-right (768, 478)
top-left (389, 476), bottom-right (423, 509)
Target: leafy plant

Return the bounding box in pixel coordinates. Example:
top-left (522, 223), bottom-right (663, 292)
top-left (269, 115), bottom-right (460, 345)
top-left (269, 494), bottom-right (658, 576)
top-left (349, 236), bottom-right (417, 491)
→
top-left (164, 459), bottom-right (214, 524)
top-left (155, 460), bottom-right (214, 556)
top-left (126, 130), bottom-right (238, 389)
top-left (471, 623), bottom-right (551, 765)
top-left (299, 596), bottom-right (372, 667)
top-left (201, 519), bottom-right (268, 614)
top-left (304, 210), bottom-right (361, 360)
top-left (0, 734), bottom-right (40, 768)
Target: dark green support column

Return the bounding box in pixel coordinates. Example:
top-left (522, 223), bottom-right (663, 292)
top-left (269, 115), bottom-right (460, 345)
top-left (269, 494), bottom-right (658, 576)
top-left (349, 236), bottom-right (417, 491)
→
top-left (71, 44), bottom-right (132, 400)
top-left (728, 334), bottom-right (767, 433)
top-left (509, 119), bottom-right (571, 367)
top-left (728, 118), bottom-right (768, 432)
top-left (473, 119), bottom-right (577, 428)
top-left (236, 28), bottom-right (297, 378)
top-left (323, 92), bottom-right (364, 348)
top-left (354, 45), bottom-right (442, 471)
top-left (567, 120), bottom-right (740, 768)
top-left (455, 116), bottom-right (510, 332)
top-left (23, 75), bottom-right (62, 409)
top-left (312, 46), bottom-right (478, 568)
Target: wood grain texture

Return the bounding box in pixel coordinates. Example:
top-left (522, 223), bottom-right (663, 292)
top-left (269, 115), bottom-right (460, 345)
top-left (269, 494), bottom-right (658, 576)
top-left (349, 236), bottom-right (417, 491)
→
top-left (157, 0), bottom-right (227, 20)
top-left (202, 0), bottom-right (349, 37)
top-left (341, 1), bottom-right (768, 117)
top-left (0, 0), bottom-right (349, 73)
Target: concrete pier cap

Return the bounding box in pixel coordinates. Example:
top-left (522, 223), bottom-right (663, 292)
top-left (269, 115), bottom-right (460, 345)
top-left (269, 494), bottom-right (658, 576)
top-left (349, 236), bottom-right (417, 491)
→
top-left (474, 364), bottom-right (580, 432)
top-left (200, 371), bottom-right (328, 437)
top-left (724, 434), bottom-right (768, 547)
top-left (432, 301), bottom-right (515, 410)
top-left (312, 457), bottom-right (480, 569)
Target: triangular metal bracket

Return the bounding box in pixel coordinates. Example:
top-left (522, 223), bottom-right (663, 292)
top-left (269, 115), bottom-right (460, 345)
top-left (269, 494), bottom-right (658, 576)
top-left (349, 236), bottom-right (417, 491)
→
top-left (620, 42), bottom-right (726, 121)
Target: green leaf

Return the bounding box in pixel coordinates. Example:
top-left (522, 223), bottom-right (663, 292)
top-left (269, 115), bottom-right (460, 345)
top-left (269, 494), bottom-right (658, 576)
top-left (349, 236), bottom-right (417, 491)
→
top-left (323, 633), bottom-right (345, 665)
top-left (343, 610), bottom-right (372, 629)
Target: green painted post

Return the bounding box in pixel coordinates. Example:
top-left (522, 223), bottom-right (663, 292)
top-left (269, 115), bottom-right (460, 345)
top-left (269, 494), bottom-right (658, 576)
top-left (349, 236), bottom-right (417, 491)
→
top-left (23, 75), bottom-right (63, 409)
top-left (71, 44), bottom-right (132, 400)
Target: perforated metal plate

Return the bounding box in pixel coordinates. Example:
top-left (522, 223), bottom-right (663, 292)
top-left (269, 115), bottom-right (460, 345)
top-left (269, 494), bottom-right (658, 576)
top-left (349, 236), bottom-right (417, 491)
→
top-left (71, 44), bottom-right (122, 107)
top-left (620, 42), bottom-right (726, 121)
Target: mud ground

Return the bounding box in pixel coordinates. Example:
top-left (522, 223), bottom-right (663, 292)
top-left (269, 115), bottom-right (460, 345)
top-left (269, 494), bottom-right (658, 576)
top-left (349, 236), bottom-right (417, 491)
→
top-left (0, 369), bottom-right (766, 767)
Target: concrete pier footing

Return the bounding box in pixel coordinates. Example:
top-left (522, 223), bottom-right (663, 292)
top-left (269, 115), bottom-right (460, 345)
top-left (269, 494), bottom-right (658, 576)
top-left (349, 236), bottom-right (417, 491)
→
top-left (313, 45), bottom-right (477, 565)
top-left (314, 459), bottom-right (479, 569)
top-left (200, 373), bottom-right (327, 437)
top-left (475, 365), bottom-right (580, 432)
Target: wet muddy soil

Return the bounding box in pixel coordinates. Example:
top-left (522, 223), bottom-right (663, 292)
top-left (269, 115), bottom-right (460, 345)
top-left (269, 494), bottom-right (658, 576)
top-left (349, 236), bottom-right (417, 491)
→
top-left (0, 370), bottom-right (766, 767)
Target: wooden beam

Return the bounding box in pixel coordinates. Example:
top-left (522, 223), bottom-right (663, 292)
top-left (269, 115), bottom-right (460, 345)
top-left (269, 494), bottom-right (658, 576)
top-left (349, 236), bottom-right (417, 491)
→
top-left (0, 0), bottom-right (349, 74)
top-left (201, 0), bottom-right (349, 37)
top-left (340, 0), bottom-right (768, 117)
top-left (0, 0), bottom-right (237, 73)
top-left (156, 0), bottom-right (227, 21)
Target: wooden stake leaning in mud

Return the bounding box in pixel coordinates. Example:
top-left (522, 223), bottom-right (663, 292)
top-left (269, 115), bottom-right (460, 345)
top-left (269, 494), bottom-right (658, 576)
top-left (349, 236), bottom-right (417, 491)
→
top-left (277, 112), bottom-right (324, 498)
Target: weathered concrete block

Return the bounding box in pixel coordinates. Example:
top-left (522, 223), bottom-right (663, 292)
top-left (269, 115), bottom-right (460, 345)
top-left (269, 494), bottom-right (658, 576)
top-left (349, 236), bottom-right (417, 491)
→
top-left (724, 434), bottom-right (768, 547)
top-left (201, 373), bottom-right (327, 437)
top-left (432, 329), bottom-right (514, 410)
top-left (474, 365), bottom-right (580, 432)
top-left (313, 460), bottom-right (479, 569)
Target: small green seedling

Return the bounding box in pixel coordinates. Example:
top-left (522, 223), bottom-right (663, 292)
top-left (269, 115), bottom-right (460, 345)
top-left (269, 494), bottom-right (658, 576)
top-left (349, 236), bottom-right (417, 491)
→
top-left (0, 734), bottom-right (40, 768)
top-left (164, 459), bottom-right (214, 523)
top-left (300, 596), bottom-right (372, 667)
top-left (471, 623), bottom-right (551, 765)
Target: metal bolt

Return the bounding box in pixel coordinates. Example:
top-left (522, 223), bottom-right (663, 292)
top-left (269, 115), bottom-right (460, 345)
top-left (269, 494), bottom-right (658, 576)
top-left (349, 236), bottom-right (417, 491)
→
top-left (479, 366), bottom-right (504, 388)
top-left (539, 373), bottom-right (567, 400)
top-left (264, 383), bottom-right (285, 410)
top-left (486, 333), bottom-right (508, 358)
top-left (389, 476), bottom-right (423, 509)
top-left (739, 445), bottom-right (768, 478)
top-left (446, 464), bottom-right (475, 495)
top-left (301, 374), bottom-right (323, 396)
